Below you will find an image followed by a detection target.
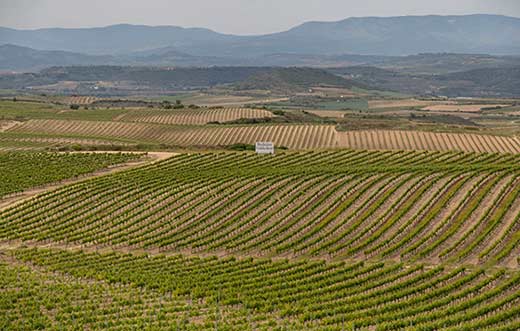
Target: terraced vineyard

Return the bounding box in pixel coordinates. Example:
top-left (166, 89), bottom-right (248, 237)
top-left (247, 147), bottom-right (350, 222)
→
top-left (1, 150), bottom-right (520, 330)
top-left (120, 107), bottom-right (275, 125)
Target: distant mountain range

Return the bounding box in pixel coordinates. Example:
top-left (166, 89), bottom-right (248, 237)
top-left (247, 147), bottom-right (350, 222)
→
top-left (0, 44), bottom-right (116, 71)
top-left (2, 43), bottom-right (520, 74)
top-left (0, 14), bottom-right (519, 64)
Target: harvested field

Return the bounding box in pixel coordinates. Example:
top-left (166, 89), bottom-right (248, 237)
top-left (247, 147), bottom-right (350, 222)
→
top-left (120, 107), bottom-right (274, 125)
top-left (422, 104), bottom-right (511, 112)
top-left (368, 99), bottom-right (452, 109)
top-left (177, 94), bottom-right (289, 107)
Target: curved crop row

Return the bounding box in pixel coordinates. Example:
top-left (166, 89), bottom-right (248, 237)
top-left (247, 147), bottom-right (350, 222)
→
top-left (1, 150), bottom-right (519, 266)
top-left (337, 130), bottom-right (520, 154)
top-left (5, 247), bottom-right (519, 331)
top-left (0, 152), bottom-right (139, 198)
top-left (120, 107), bottom-right (274, 125)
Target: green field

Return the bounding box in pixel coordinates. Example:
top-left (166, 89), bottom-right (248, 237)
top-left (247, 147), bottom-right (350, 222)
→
top-left (1, 89), bottom-right (520, 331)
top-left (0, 152), bottom-right (140, 197)
top-left (1, 246), bottom-right (517, 330)
top-left (0, 100), bottom-right (128, 122)
top-left (1, 150), bottom-right (520, 330)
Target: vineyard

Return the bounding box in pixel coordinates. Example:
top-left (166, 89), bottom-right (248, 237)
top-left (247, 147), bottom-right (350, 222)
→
top-left (0, 152), bottom-right (139, 198)
top-left (337, 130), bottom-right (520, 154)
top-left (120, 107), bottom-right (275, 125)
top-left (6, 119), bottom-right (520, 153)
top-left (7, 119), bottom-right (338, 149)
top-left (0, 133), bottom-right (135, 151)
top-left (1, 246), bottom-right (519, 330)
top-left (1, 150), bottom-right (520, 329)
top-left (65, 96), bottom-right (98, 105)
top-left (1, 150), bottom-right (519, 266)
top-left (2, 24), bottom-right (520, 330)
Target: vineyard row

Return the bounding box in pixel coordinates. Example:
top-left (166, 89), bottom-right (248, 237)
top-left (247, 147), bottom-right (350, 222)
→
top-left (8, 119), bottom-right (520, 153)
top-left (1, 150), bottom-right (519, 267)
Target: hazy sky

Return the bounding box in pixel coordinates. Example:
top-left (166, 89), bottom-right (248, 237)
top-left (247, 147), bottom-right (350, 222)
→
top-left (1, 0), bottom-right (520, 35)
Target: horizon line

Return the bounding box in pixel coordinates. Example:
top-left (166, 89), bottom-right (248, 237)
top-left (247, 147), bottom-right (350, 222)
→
top-left (1, 13), bottom-right (518, 36)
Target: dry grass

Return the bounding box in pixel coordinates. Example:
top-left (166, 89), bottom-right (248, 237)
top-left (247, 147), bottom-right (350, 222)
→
top-left (0, 121), bottom-right (20, 132)
top-left (422, 104), bottom-right (510, 112)
top-left (368, 99), bottom-right (453, 109)
top-left (180, 94), bottom-right (289, 107)
top-left (307, 87), bottom-right (363, 98)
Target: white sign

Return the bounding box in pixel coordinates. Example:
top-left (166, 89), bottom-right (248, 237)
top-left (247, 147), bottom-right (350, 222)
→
top-left (255, 142), bottom-right (275, 154)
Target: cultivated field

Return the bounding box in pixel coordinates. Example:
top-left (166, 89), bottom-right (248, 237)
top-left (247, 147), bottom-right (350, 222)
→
top-left (422, 104), bottom-right (511, 112)
top-left (7, 119), bottom-right (520, 153)
top-left (0, 133), bottom-right (135, 149)
top-left (337, 130), bottom-right (520, 154)
top-left (2, 150), bottom-right (519, 267)
top-left (120, 107), bottom-right (275, 125)
top-left (1, 150), bottom-right (520, 330)
top-left (368, 99), bottom-right (452, 109)
top-left (158, 93), bottom-right (290, 107)
top-left (0, 120), bottom-right (19, 132)
top-left (2, 52), bottom-right (520, 331)
top-left (2, 246), bottom-right (518, 330)
top-left (7, 119), bottom-right (338, 149)
top-left (65, 96), bottom-right (98, 105)
top-left (0, 152), bottom-right (138, 198)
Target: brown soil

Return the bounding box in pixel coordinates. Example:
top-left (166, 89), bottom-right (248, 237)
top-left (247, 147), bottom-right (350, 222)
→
top-left (0, 120), bottom-right (22, 132)
top-left (368, 99), bottom-right (449, 109)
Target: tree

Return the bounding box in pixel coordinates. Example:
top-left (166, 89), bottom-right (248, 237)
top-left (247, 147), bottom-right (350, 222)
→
top-left (174, 100), bottom-right (184, 109)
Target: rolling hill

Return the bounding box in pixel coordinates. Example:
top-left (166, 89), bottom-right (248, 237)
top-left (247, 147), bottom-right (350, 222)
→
top-left (0, 66), bottom-right (364, 93)
top-left (0, 44), bottom-right (116, 71)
